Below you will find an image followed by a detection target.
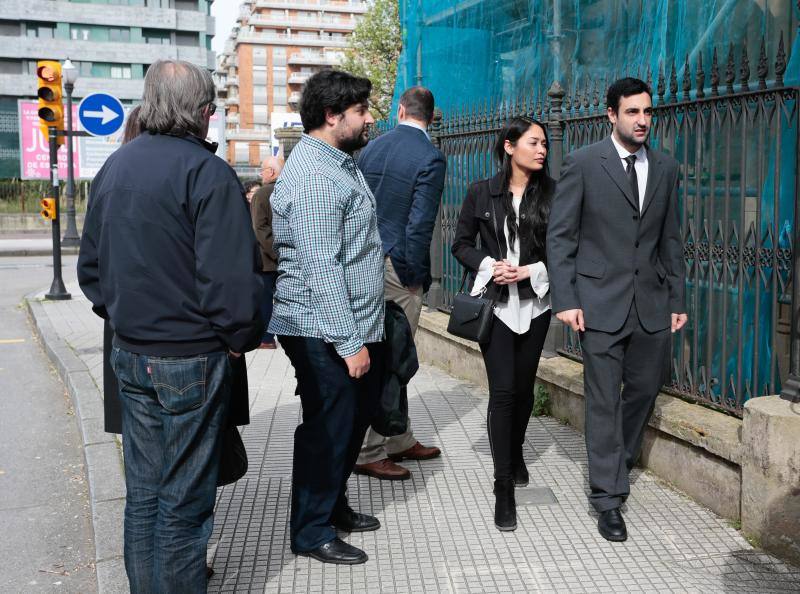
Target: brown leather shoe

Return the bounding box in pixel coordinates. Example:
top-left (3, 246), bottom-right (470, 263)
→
top-left (388, 441), bottom-right (441, 462)
top-left (353, 458), bottom-right (411, 480)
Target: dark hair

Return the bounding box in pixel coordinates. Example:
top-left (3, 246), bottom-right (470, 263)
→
top-left (121, 105), bottom-right (142, 144)
top-left (399, 86), bottom-right (435, 124)
top-left (243, 180), bottom-right (262, 193)
top-left (606, 77), bottom-right (652, 112)
top-left (299, 70), bottom-right (372, 132)
top-left (494, 117), bottom-right (554, 263)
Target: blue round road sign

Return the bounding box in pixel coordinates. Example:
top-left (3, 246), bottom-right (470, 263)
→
top-left (78, 93), bottom-right (125, 137)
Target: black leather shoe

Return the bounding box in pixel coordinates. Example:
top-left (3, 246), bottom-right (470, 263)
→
top-left (296, 538), bottom-right (368, 565)
top-left (331, 507), bottom-right (380, 532)
top-left (494, 479), bottom-right (517, 531)
top-left (598, 508), bottom-right (627, 542)
top-left (512, 460), bottom-right (529, 487)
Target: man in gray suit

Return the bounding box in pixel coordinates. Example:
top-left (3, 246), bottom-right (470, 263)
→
top-left (547, 78), bottom-right (688, 542)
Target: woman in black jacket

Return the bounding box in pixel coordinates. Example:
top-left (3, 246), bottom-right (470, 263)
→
top-left (451, 117), bottom-right (555, 531)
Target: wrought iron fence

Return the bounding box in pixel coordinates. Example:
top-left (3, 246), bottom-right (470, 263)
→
top-left (414, 31), bottom-right (798, 417)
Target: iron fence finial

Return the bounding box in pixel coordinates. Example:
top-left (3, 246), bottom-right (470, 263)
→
top-left (757, 36), bottom-right (768, 90)
top-left (775, 31), bottom-right (786, 87)
top-left (740, 41), bottom-right (750, 92)
top-left (696, 50), bottom-right (705, 99)
top-left (711, 47), bottom-right (720, 97)
top-left (725, 43), bottom-right (736, 94)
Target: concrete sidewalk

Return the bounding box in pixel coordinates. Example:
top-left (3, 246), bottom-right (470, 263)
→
top-left (28, 284), bottom-right (800, 593)
top-left (0, 236), bottom-right (80, 257)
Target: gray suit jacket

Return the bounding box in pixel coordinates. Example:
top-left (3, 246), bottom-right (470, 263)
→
top-left (546, 136), bottom-right (685, 333)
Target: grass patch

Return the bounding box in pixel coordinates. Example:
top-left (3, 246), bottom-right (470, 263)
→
top-left (532, 383), bottom-right (551, 417)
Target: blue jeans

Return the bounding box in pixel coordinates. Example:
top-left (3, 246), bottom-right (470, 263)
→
top-left (261, 271), bottom-right (277, 343)
top-left (279, 337), bottom-right (384, 552)
top-left (111, 347), bottom-right (231, 594)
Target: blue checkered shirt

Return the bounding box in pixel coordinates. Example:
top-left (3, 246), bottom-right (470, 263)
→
top-left (268, 134), bottom-right (385, 357)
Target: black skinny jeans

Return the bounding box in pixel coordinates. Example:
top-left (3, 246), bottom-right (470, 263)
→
top-left (480, 311), bottom-right (551, 481)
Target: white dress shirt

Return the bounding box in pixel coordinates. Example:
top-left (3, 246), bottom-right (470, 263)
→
top-left (610, 134), bottom-right (648, 211)
top-left (398, 120), bottom-right (430, 140)
top-left (470, 194), bottom-right (551, 334)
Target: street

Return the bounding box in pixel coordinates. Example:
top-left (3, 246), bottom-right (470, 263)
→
top-left (0, 255), bottom-right (97, 593)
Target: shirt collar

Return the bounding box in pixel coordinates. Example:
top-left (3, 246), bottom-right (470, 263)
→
top-left (610, 133), bottom-right (647, 163)
top-left (300, 133), bottom-right (354, 168)
top-left (398, 120), bottom-right (430, 140)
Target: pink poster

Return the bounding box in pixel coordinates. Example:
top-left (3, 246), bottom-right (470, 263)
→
top-left (19, 100), bottom-right (81, 181)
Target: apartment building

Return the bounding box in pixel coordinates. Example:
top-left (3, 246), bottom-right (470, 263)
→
top-left (0, 0), bottom-right (216, 176)
top-left (215, 0), bottom-right (366, 175)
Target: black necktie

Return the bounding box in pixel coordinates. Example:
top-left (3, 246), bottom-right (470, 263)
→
top-left (624, 154), bottom-right (639, 210)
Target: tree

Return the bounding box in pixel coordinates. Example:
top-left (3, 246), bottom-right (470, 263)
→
top-left (340, 0), bottom-right (401, 121)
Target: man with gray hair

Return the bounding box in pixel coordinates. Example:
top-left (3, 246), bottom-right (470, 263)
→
top-left (78, 60), bottom-right (264, 592)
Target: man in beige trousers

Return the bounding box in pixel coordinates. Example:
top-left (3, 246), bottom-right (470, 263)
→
top-left (354, 87), bottom-right (447, 480)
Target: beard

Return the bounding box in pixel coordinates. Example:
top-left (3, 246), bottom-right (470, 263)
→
top-left (618, 126), bottom-right (649, 147)
top-left (338, 126), bottom-right (370, 154)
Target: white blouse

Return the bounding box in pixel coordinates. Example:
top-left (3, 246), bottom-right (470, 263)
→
top-left (470, 194), bottom-right (551, 335)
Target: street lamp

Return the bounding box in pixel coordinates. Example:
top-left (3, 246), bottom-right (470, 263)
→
top-left (61, 57), bottom-right (80, 247)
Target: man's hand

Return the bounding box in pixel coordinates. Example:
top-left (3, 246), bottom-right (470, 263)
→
top-left (556, 308), bottom-right (585, 332)
top-left (229, 350), bottom-right (242, 358)
top-left (344, 346), bottom-right (370, 379)
top-left (671, 313), bottom-right (688, 333)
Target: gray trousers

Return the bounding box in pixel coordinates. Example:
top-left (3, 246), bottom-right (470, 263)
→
top-left (579, 300), bottom-right (670, 512)
top-left (357, 258), bottom-right (422, 464)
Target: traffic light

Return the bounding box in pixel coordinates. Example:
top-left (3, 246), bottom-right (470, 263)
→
top-left (36, 60), bottom-right (64, 146)
top-left (40, 197), bottom-right (57, 221)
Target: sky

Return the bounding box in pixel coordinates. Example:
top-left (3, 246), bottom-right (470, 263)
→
top-left (211, 0), bottom-right (241, 54)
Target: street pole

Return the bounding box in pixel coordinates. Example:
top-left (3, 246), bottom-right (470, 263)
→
top-left (61, 80), bottom-right (80, 247)
top-left (45, 126), bottom-right (71, 301)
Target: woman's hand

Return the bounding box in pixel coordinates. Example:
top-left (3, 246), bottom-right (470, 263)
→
top-left (492, 260), bottom-right (530, 285)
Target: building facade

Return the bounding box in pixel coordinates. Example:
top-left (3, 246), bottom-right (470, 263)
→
top-left (0, 0), bottom-right (216, 176)
top-left (215, 0), bottom-right (366, 175)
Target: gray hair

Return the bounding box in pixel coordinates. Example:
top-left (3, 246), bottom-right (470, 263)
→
top-left (138, 60), bottom-right (214, 137)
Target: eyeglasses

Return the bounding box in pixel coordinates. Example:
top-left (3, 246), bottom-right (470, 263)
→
top-left (203, 102), bottom-right (217, 116)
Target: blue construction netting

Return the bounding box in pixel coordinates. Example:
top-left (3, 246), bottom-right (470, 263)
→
top-left (394, 0), bottom-right (798, 111)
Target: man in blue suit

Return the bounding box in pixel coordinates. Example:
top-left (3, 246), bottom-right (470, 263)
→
top-left (354, 87), bottom-right (447, 480)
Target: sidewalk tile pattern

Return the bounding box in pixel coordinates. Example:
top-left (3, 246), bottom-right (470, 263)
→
top-left (39, 287), bottom-right (800, 593)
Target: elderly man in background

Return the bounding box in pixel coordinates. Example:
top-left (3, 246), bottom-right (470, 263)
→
top-left (251, 155), bottom-right (284, 349)
top-left (78, 60), bottom-right (263, 592)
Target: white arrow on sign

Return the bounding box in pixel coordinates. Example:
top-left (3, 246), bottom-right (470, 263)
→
top-left (82, 105), bottom-right (120, 125)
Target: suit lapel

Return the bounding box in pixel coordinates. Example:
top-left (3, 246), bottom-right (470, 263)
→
top-left (599, 137), bottom-right (638, 211)
top-left (640, 148), bottom-right (665, 217)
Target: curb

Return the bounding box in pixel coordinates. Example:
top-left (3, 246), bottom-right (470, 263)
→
top-left (1, 248), bottom-right (80, 258)
top-left (25, 294), bottom-right (129, 593)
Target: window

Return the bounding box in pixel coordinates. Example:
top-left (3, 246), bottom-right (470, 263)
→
top-left (108, 27), bottom-right (130, 42)
top-left (272, 47), bottom-right (286, 66)
top-left (259, 143), bottom-right (271, 160)
top-left (143, 28), bottom-right (170, 45)
top-left (175, 31), bottom-right (199, 47)
top-left (273, 66), bottom-right (286, 85)
top-left (253, 47), bottom-right (267, 67)
top-left (26, 23), bottom-right (55, 38)
top-left (252, 70), bottom-right (267, 85)
top-left (253, 105), bottom-right (268, 125)
top-left (70, 26), bottom-right (91, 41)
top-left (111, 65), bottom-right (132, 79)
top-left (234, 142), bottom-right (249, 164)
top-left (174, 0), bottom-right (197, 10)
top-left (273, 86), bottom-right (287, 105)
top-left (253, 85), bottom-right (267, 102)
top-left (0, 59), bottom-right (22, 74)
top-left (0, 20), bottom-right (20, 36)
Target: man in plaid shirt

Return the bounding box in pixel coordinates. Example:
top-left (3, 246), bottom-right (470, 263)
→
top-left (269, 70), bottom-right (384, 565)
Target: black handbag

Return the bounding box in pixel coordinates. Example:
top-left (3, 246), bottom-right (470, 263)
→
top-left (447, 202), bottom-right (501, 343)
top-left (217, 426), bottom-right (248, 487)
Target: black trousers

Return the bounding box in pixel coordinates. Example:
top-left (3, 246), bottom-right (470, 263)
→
top-left (579, 301), bottom-right (671, 512)
top-left (479, 311), bottom-right (551, 481)
top-left (279, 336), bottom-right (384, 552)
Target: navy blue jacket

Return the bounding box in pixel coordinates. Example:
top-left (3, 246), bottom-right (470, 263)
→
top-left (357, 124), bottom-right (446, 292)
top-left (78, 132), bottom-right (264, 356)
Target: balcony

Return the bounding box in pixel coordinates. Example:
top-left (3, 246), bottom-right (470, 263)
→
top-left (288, 72), bottom-right (313, 85)
top-left (288, 91), bottom-right (302, 105)
top-left (227, 113), bottom-right (240, 124)
top-left (236, 31), bottom-right (349, 48)
top-left (225, 96), bottom-right (240, 106)
top-left (226, 76), bottom-right (239, 87)
top-left (255, 0), bottom-right (367, 14)
top-left (287, 52), bottom-right (340, 66)
top-left (247, 14), bottom-right (357, 31)
top-left (225, 128), bottom-right (272, 141)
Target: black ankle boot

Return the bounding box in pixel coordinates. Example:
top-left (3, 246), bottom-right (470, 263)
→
top-left (493, 479), bottom-right (517, 531)
top-left (512, 459), bottom-right (529, 487)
